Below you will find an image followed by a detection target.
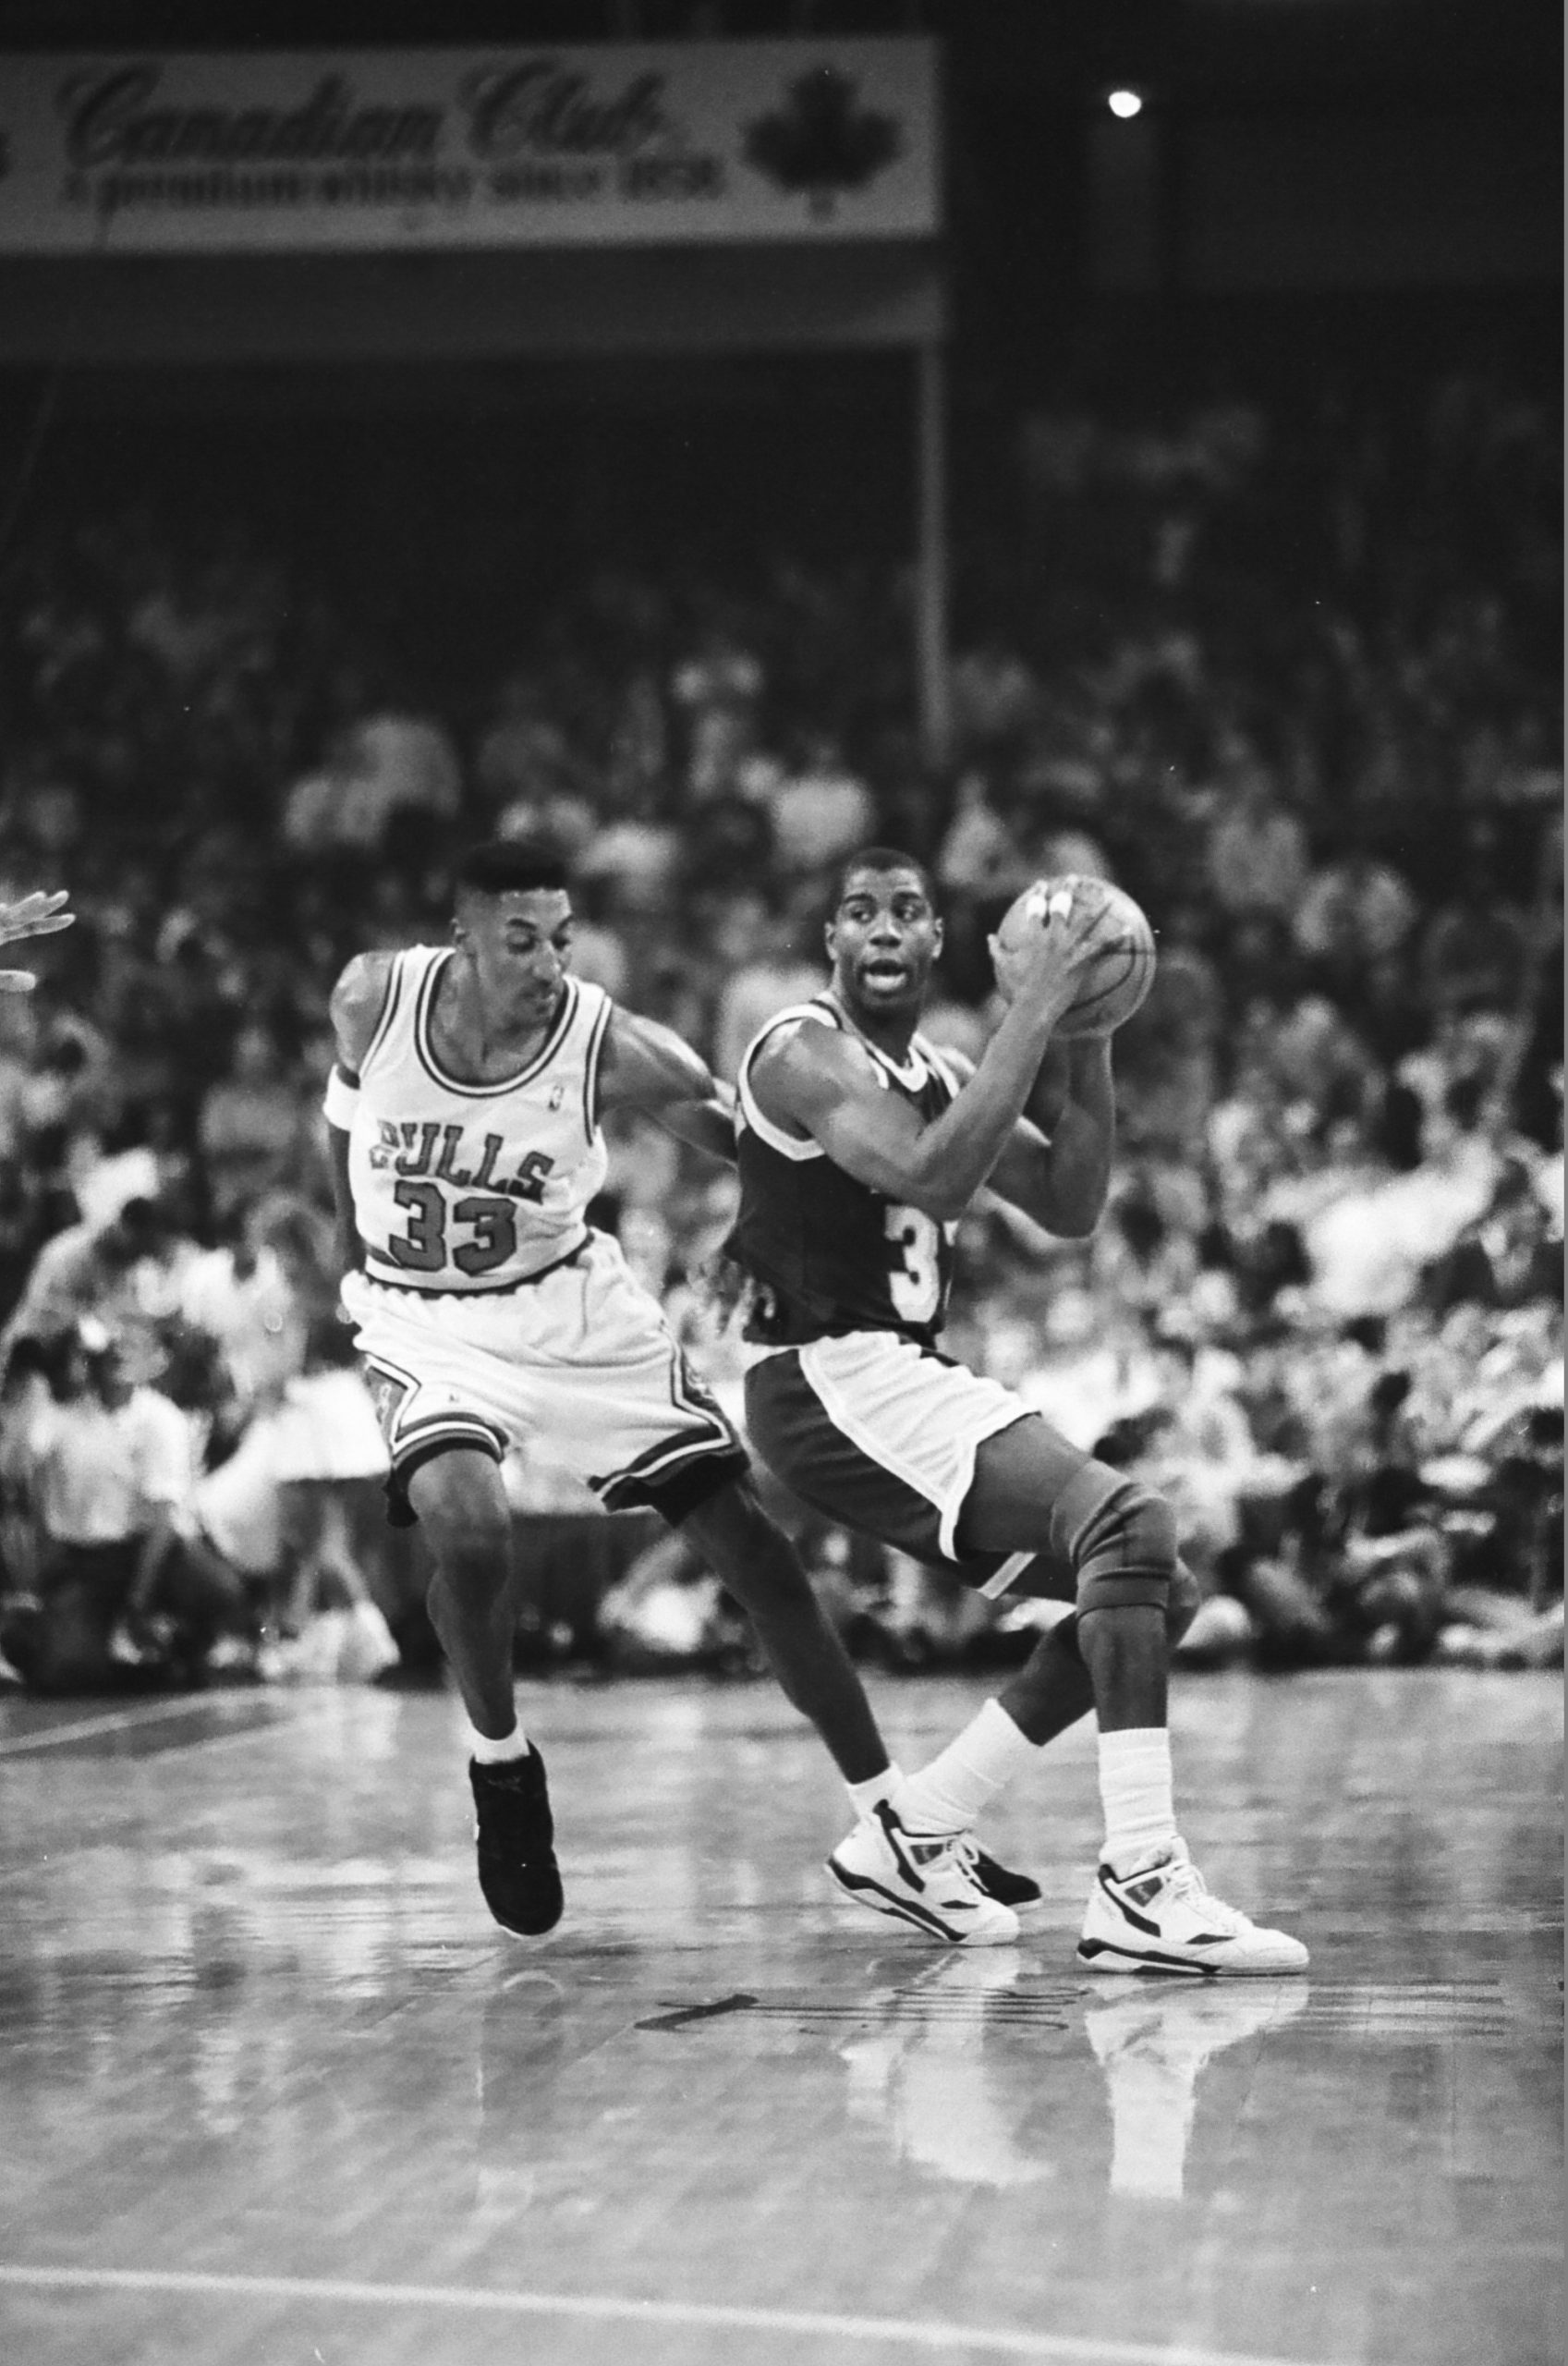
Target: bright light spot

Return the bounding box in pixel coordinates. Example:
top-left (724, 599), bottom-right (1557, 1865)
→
top-left (1107, 89), bottom-right (1144, 119)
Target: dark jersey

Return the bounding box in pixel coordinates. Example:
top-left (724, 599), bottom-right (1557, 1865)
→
top-left (727, 995), bottom-right (960, 1349)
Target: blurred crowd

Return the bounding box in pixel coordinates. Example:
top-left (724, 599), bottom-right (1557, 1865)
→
top-left (0, 368), bottom-right (1559, 1691)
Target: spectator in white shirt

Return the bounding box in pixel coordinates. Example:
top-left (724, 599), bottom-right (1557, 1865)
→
top-left (1207, 757), bottom-right (1310, 925)
top-left (0, 1323), bottom-right (198, 1688)
top-left (767, 736), bottom-right (877, 881)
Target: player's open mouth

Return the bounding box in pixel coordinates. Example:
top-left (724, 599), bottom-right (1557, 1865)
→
top-left (861, 959), bottom-right (909, 986)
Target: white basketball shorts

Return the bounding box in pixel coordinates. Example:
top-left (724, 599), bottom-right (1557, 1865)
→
top-left (341, 1229), bottom-right (746, 1526)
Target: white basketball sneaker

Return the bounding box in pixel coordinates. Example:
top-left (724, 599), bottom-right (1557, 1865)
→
top-left (828, 1803), bottom-right (1021, 1946)
top-left (1077, 1838), bottom-right (1308, 1977)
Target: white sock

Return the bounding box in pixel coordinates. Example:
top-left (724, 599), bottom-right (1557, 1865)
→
top-left (1097, 1727), bottom-right (1175, 1875)
top-left (893, 1700), bottom-right (1039, 1834)
top-left (468, 1719), bottom-right (529, 1764)
top-left (846, 1762), bottom-right (904, 1821)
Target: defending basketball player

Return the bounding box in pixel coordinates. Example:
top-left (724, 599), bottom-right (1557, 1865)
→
top-left (322, 840), bottom-right (1030, 1942)
top-left (727, 848), bottom-right (1308, 1973)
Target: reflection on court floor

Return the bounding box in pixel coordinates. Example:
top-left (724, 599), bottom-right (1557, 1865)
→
top-left (0, 1668), bottom-right (1561, 2366)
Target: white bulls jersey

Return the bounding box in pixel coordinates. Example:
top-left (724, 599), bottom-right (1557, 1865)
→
top-left (346, 947), bottom-right (612, 1295)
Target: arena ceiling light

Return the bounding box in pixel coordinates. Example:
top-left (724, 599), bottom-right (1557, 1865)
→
top-left (1106, 89), bottom-right (1146, 118)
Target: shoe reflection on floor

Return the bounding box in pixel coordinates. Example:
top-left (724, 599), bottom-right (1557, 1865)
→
top-left (840, 1954), bottom-right (1057, 2191)
top-left (1085, 1977), bottom-right (1309, 2199)
top-left (837, 1954), bottom-right (1309, 2198)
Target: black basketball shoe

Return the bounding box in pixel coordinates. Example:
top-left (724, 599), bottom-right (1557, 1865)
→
top-left (469, 1748), bottom-right (564, 1935)
top-left (963, 1841), bottom-right (1042, 1909)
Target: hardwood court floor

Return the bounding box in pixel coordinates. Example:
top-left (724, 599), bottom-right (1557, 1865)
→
top-left (0, 1666), bottom-right (1560, 2366)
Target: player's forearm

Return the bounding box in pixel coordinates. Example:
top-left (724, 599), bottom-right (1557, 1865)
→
top-left (325, 1126), bottom-right (364, 1277)
top-left (650, 1087), bottom-right (739, 1165)
top-left (1004, 1040), bottom-right (1115, 1237)
top-left (1040, 1039), bottom-right (1116, 1226)
top-left (903, 998), bottom-right (1068, 1218)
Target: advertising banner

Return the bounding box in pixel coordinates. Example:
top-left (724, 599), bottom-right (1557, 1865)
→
top-left (0, 41), bottom-right (939, 254)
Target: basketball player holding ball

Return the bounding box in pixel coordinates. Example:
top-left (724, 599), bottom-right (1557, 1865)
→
top-left (728, 848), bottom-right (1307, 1973)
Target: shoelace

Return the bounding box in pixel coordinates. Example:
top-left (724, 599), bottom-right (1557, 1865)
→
top-left (902, 1825), bottom-right (983, 1890)
top-left (1161, 1851), bottom-right (1253, 1935)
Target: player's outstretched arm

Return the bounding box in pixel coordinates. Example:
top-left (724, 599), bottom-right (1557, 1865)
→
top-left (322, 952), bottom-right (396, 1278)
top-left (597, 1006), bottom-right (738, 1163)
top-left (752, 898), bottom-right (1114, 1223)
top-left (0, 889), bottom-right (73, 990)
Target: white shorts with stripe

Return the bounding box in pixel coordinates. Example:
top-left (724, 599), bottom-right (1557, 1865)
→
top-left (746, 1330), bottom-right (1030, 1567)
top-left (341, 1229), bottom-right (745, 1523)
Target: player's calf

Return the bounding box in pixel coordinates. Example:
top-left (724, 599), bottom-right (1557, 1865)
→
top-left (681, 1477), bottom-right (889, 1787)
top-left (408, 1450), bottom-right (520, 1738)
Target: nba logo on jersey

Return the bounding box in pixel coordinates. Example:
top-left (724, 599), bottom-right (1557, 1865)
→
top-left (548, 1083), bottom-right (566, 1110)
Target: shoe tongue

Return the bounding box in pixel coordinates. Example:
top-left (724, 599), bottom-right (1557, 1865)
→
top-left (1117, 1837), bottom-right (1185, 1881)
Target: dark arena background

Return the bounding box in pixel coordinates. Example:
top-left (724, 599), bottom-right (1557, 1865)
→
top-left (0, 6), bottom-right (1560, 2365)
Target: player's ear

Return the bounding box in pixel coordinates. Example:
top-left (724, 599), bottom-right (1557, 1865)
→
top-left (931, 917), bottom-right (944, 960)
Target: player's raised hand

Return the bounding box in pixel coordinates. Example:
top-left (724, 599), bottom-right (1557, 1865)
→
top-left (988, 879), bottom-right (1118, 1021)
top-left (0, 889), bottom-right (74, 991)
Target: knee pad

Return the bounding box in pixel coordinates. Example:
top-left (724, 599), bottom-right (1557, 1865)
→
top-left (1051, 1460), bottom-right (1178, 1617)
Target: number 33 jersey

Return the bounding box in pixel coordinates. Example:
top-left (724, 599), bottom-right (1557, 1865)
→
top-left (729, 996), bottom-right (960, 1348)
top-left (346, 947), bottom-right (612, 1294)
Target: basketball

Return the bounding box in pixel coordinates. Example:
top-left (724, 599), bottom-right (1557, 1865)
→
top-left (991, 873), bottom-right (1158, 1036)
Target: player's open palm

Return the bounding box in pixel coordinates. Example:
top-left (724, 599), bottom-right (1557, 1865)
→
top-left (0, 889), bottom-right (74, 990)
top-left (989, 881), bottom-right (1118, 1022)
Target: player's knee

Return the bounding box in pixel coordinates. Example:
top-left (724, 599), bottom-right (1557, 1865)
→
top-left (1071, 1470), bottom-right (1179, 1618)
top-left (411, 1466), bottom-right (512, 1588)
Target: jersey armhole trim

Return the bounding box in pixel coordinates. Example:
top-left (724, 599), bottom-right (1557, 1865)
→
top-left (736, 1005), bottom-right (837, 1163)
top-left (914, 1034), bottom-right (963, 1097)
top-left (581, 987), bottom-right (614, 1140)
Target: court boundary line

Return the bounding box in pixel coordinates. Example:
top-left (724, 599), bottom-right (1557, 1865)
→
top-left (0, 1692), bottom-right (321, 1758)
top-left (0, 2264), bottom-right (1336, 2366)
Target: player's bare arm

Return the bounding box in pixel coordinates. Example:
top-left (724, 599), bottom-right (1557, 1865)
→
top-left (322, 951), bottom-right (396, 1277)
top-left (942, 1038), bottom-right (1115, 1238)
top-left (328, 950), bottom-right (397, 1079)
top-left (597, 1006), bottom-right (738, 1163)
top-left (751, 899), bottom-right (1114, 1224)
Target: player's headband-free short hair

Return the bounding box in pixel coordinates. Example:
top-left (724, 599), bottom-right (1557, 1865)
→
top-left (455, 839), bottom-right (571, 901)
top-left (827, 847), bottom-right (939, 918)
